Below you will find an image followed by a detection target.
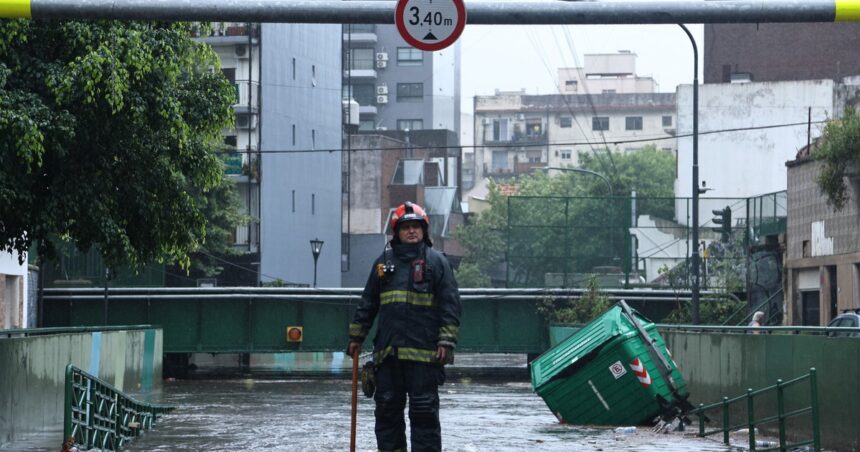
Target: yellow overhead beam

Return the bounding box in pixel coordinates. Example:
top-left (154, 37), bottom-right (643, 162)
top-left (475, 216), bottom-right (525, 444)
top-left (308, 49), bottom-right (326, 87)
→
top-left (835, 0), bottom-right (860, 20)
top-left (0, 0), bottom-right (30, 18)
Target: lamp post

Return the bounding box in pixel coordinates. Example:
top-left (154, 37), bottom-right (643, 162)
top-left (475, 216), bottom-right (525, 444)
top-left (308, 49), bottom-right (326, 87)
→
top-left (310, 238), bottom-right (324, 287)
top-left (678, 23), bottom-right (701, 324)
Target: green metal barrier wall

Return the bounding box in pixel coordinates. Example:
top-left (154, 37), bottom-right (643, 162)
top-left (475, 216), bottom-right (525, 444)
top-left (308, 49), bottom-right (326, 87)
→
top-left (42, 288), bottom-right (694, 354)
top-left (662, 328), bottom-right (860, 451)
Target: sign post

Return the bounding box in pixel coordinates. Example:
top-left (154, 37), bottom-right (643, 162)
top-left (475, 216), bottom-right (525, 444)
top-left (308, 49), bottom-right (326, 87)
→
top-left (395, 0), bottom-right (466, 51)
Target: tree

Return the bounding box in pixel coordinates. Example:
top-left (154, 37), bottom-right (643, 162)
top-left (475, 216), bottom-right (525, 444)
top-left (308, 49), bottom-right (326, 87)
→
top-left (456, 145), bottom-right (676, 287)
top-left (814, 107), bottom-right (860, 210)
top-left (0, 20), bottom-right (237, 269)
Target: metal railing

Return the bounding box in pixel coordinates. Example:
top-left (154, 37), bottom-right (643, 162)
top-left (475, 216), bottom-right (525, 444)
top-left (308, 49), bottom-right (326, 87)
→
top-left (694, 368), bottom-right (820, 451)
top-left (64, 364), bottom-right (173, 450)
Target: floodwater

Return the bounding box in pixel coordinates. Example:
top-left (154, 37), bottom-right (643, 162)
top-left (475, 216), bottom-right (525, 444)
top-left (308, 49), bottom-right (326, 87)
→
top-left (121, 378), bottom-right (731, 451)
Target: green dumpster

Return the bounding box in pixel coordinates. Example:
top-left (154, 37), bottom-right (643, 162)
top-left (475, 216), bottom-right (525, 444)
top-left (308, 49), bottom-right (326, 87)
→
top-left (530, 301), bottom-right (690, 426)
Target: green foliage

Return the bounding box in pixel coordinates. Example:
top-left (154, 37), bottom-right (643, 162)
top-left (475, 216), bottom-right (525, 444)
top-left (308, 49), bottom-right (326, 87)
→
top-left (456, 145), bottom-right (676, 287)
top-left (814, 107), bottom-right (860, 210)
top-left (0, 20), bottom-right (237, 269)
top-left (663, 296), bottom-right (747, 325)
top-left (454, 262), bottom-right (491, 288)
top-left (536, 275), bottom-right (611, 324)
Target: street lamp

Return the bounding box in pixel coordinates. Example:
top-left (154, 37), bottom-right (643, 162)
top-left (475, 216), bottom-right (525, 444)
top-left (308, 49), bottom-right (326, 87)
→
top-left (678, 24), bottom-right (701, 324)
top-left (310, 238), bottom-right (324, 287)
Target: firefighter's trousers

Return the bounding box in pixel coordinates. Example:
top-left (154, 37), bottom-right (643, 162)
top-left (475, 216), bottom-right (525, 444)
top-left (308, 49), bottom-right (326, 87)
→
top-left (373, 357), bottom-right (445, 452)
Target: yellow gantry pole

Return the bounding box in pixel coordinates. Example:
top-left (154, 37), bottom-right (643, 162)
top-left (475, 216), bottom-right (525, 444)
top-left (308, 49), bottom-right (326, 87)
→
top-left (2, 0), bottom-right (860, 24)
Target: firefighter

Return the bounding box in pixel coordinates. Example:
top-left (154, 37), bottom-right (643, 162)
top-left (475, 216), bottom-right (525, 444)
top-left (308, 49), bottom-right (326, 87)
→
top-left (348, 201), bottom-right (461, 452)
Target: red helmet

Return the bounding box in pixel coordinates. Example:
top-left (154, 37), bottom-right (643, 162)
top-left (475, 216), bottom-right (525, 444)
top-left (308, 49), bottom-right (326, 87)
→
top-left (389, 201), bottom-right (430, 232)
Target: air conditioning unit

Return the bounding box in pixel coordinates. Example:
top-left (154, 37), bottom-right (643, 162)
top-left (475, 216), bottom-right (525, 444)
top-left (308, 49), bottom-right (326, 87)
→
top-left (376, 59), bottom-right (387, 69)
top-left (235, 44), bottom-right (248, 59)
top-left (376, 94), bottom-right (388, 104)
top-left (376, 84), bottom-right (388, 95)
top-left (376, 52), bottom-right (389, 61)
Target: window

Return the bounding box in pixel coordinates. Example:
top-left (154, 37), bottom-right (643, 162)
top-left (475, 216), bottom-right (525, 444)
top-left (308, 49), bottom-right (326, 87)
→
top-left (292, 124), bottom-right (296, 146)
top-left (602, 89), bottom-right (616, 94)
top-left (397, 47), bottom-right (423, 66)
top-left (223, 135), bottom-right (238, 147)
top-left (311, 65), bottom-right (316, 86)
top-left (559, 117), bottom-right (572, 128)
top-left (397, 119), bottom-right (424, 131)
top-left (359, 120), bottom-right (375, 131)
top-left (350, 48), bottom-right (374, 70)
top-left (312, 129), bottom-right (316, 149)
top-left (564, 80), bottom-right (577, 92)
top-left (662, 115), bottom-right (673, 127)
top-left (396, 83), bottom-right (423, 102)
top-left (625, 116), bottom-right (643, 131)
top-left (312, 193), bottom-right (315, 215)
top-left (592, 116), bottom-right (609, 131)
top-left (526, 151), bottom-right (542, 163)
top-left (292, 58), bottom-right (296, 80)
top-left (291, 190), bottom-right (296, 213)
top-left (560, 150), bottom-right (572, 160)
top-left (346, 84), bottom-right (376, 106)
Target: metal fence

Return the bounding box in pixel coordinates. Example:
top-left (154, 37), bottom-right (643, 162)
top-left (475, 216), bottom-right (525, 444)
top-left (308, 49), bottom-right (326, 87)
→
top-left (505, 193), bottom-right (786, 297)
top-left (64, 364), bottom-right (173, 450)
top-left (694, 368), bottom-right (820, 452)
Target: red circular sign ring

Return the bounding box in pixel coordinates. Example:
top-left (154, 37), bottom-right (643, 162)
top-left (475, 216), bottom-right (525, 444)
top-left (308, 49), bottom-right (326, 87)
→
top-left (395, 0), bottom-right (467, 52)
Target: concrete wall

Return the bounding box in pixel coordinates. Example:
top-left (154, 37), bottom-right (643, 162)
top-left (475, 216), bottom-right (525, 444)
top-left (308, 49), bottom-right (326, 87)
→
top-left (0, 328), bottom-right (162, 445)
top-left (665, 331), bottom-right (860, 451)
top-left (259, 23), bottom-right (342, 287)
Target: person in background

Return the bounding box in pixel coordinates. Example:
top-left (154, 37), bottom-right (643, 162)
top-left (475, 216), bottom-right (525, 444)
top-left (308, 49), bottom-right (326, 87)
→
top-left (347, 201), bottom-right (461, 452)
top-left (748, 311), bottom-right (765, 334)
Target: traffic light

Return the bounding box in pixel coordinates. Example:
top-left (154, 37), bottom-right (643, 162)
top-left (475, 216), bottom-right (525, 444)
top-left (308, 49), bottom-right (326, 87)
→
top-left (711, 207), bottom-right (732, 242)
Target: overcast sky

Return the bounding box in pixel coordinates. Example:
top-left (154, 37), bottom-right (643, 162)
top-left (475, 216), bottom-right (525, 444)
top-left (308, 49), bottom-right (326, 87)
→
top-left (459, 21), bottom-right (704, 114)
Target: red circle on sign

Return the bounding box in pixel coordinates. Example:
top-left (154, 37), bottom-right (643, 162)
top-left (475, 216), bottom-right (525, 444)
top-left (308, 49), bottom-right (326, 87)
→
top-left (395, 0), bottom-right (467, 52)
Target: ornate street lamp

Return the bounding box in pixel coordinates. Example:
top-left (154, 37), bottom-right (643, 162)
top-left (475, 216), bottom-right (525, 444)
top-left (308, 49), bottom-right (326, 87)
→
top-left (310, 238), bottom-right (324, 287)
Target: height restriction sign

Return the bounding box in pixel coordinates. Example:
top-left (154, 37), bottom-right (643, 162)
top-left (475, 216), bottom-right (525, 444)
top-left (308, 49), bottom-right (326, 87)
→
top-left (395, 0), bottom-right (466, 51)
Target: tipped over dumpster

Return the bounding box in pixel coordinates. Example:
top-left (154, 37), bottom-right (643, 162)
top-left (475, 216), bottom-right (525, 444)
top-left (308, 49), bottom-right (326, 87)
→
top-left (530, 300), bottom-right (693, 426)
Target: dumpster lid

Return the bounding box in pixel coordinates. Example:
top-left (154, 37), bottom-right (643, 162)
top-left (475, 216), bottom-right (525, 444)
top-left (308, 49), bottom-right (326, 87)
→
top-left (530, 303), bottom-right (654, 389)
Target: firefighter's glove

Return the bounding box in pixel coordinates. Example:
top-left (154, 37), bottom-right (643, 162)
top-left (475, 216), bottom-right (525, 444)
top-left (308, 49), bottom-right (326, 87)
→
top-left (361, 361), bottom-right (376, 398)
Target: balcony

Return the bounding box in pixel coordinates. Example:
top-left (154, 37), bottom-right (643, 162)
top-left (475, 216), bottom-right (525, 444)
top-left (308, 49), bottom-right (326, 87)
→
top-left (231, 80), bottom-right (260, 113)
top-left (343, 24), bottom-right (377, 45)
top-left (194, 22), bottom-right (260, 46)
top-left (344, 69), bottom-right (377, 80)
top-left (358, 105), bottom-right (378, 116)
top-left (483, 131), bottom-right (548, 146)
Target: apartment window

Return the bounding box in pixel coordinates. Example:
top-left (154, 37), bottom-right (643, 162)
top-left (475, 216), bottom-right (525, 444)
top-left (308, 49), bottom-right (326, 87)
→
top-left (559, 117), bottom-right (572, 128)
top-left (397, 119), bottom-right (424, 131)
top-left (560, 150), bottom-right (572, 160)
top-left (350, 48), bottom-right (374, 70)
top-left (312, 193), bottom-right (315, 215)
top-left (311, 65), bottom-right (316, 87)
top-left (291, 190), bottom-right (296, 213)
top-left (396, 83), bottom-right (423, 102)
top-left (223, 135), bottom-right (238, 147)
top-left (527, 151), bottom-right (542, 163)
top-left (359, 120), bottom-right (375, 131)
top-left (662, 115), bottom-right (673, 127)
top-left (625, 116), bottom-right (643, 131)
top-left (564, 80), bottom-right (578, 92)
top-left (292, 124), bottom-right (296, 146)
top-left (602, 89), bottom-right (616, 94)
top-left (312, 129), bottom-right (316, 150)
top-left (397, 47), bottom-right (423, 66)
top-left (221, 68), bottom-right (239, 103)
top-left (292, 58), bottom-right (296, 80)
top-left (346, 84), bottom-right (376, 106)
top-left (592, 116), bottom-right (609, 131)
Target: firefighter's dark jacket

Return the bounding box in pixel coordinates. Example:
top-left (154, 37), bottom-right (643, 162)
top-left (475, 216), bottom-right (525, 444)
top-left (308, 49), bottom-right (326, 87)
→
top-left (349, 241), bottom-right (461, 364)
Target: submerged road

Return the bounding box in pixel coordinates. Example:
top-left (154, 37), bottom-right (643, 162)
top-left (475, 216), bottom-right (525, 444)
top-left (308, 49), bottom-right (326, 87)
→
top-left (120, 378), bottom-right (730, 451)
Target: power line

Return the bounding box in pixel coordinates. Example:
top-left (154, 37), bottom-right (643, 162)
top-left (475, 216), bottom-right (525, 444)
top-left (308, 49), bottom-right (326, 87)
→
top-left (217, 119), bottom-right (827, 155)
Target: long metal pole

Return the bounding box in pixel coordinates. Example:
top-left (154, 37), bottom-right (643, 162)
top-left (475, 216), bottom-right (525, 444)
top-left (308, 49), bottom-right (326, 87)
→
top-left (1, 0), bottom-right (855, 23)
top-left (679, 23), bottom-right (700, 325)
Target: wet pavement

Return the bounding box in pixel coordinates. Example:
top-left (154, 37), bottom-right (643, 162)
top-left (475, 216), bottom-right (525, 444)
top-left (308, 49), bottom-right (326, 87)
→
top-left (119, 378), bottom-right (731, 452)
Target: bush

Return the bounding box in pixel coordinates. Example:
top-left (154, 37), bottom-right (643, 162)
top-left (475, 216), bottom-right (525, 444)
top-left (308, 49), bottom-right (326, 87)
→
top-left (536, 275), bottom-right (611, 324)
